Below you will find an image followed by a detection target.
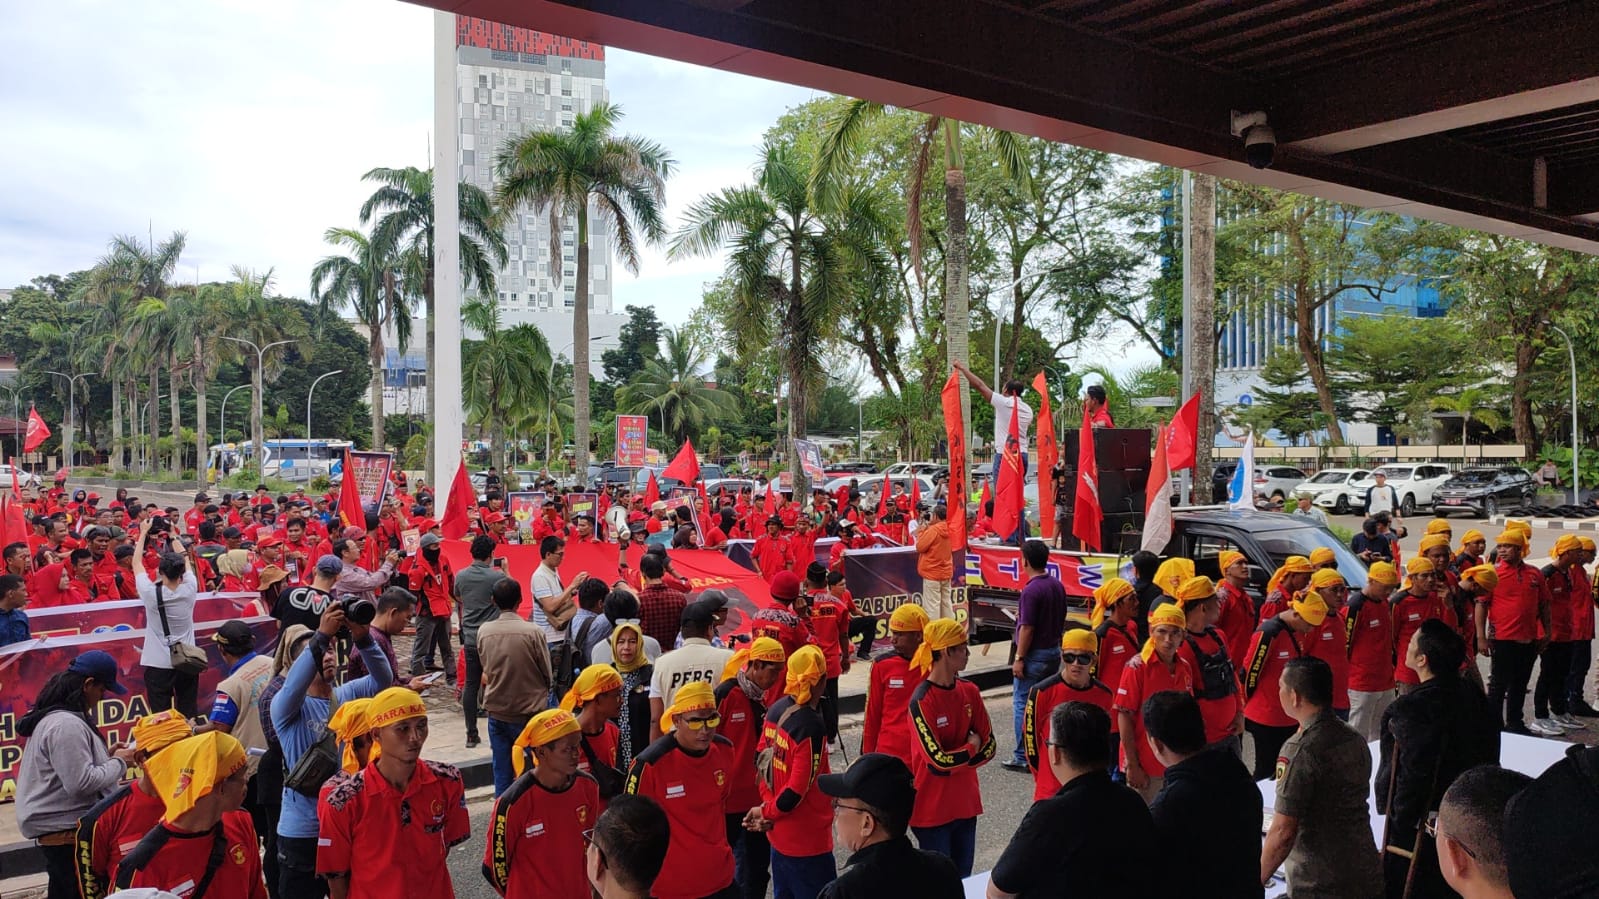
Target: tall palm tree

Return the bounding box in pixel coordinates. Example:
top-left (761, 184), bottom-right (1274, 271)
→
top-left (311, 227), bottom-right (411, 450)
top-left (615, 328), bottom-right (737, 447)
top-left (142, 282), bottom-right (235, 487)
top-left (670, 140), bottom-right (892, 492)
top-left (461, 298), bottom-right (553, 474)
top-left (495, 102), bottom-right (674, 481)
top-left (360, 167), bottom-right (506, 465)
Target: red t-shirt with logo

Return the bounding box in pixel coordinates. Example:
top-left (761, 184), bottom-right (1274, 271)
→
top-left (861, 651), bottom-right (924, 759)
top-left (757, 696), bottom-right (832, 858)
top-left (1344, 593), bottom-right (1396, 693)
top-left (806, 592), bottom-right (850, 677)
top-left (483, 771), bottom-right (600, 899)
top-left (713, 680), bottom-right (767, 813)
top-left (1487, 561), bottom-right (1548, 643)
top-left (1215, 581), bottom-right (1257, 666)
top-left (121, 812), bottom-right (266, 899)
top-left (623, 735), bottom-right (735, 899)
top-left (1540, 564), bottom-right (1576, 642)
top-left (1178, 627), bottom-right (1246, 743)
top-left (907, 678), bottom-right (995, 828)
top-left (1242, 622), bottom-right (1303, 729)
top-left (1115, 655), bottom-right (1197, 776)
top-left (1094, 620), bottom-right (1140, 704)
top-left (1023, 674), bottom-right (1114, 800)
top-left (1392, 589), bottom-right (1453, 685)
top-left (1302, 613), bottom-right (1351, 709)
top-left (316, 760), bottom-right (471, 899)
top-left (76, 784), bottom-right (164, 898)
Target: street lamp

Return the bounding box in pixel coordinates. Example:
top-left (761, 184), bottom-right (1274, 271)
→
top-left (307, 370), bottom-right (344, 448)
top-left (222, 337), bottom-right (295, 475)
top-left (1546, 322), bottom-right (1580, 502)
top-left (138, 394), bottom-right (168, 471)
top-left (218, 384), bottom-right (250, 448)
top-left (41, 370), bottom-right (89, 466)
top-left (0, 384), bottom-right (20, 458)
top-left (988, 267), bottom-right (1066, 386)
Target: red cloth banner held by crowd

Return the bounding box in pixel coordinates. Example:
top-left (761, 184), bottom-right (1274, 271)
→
top-left (1031, 371), bottom-right (1057, 540)
top-left (440, 460), bottom-right (475, 540)
top-left (1166, 392), bottom-right (1199, 472)
top-left (940, 370), bottom-right (968, 550)
top-left (1072, 409), bottom-right (1103, 551)
top-left (993, 401), bottom-right (1024, 538)
top-left (662, 440), bottom-right (700, 485)
top-left (23, 407), bottom-right (50, 454)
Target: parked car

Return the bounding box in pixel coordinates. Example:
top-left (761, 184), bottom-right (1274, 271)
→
top-left (1211, 461), bottom-right (1239, 503)
top-left (1299, 468), bottom-right (1372, 514)
top-left (1432, 467), bottom-right (1538, 518)
top-left (704, 477), bottom-right (757, 498)
top-left (819, 473), bottom-right (937, 500)
top-left (0, 464), bottom-right (40, 491)
top-left (882, 461), bottom-right (945, 478)
top-left (825, 461), bottom-right (879, 475)
top-left (1350, 463), bottom-right (1454, 516)
top-left (1253, 466), bottom-right (1308, 503)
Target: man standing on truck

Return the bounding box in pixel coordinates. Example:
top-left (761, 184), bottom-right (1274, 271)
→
top-left (953, 361), bottom-right (1032, 488)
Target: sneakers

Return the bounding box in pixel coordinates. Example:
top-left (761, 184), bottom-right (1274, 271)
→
top-left (1528, 718), bottom-right (1565, 736)
top-left (1553, 713), bottom-right (1586, 730)
top-left (1570, 699), bottom-right (1599, 718)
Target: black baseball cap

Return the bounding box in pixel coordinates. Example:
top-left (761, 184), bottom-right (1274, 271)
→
top-left (818, 753), bottom-right (916, 831)
top-left (681, 599), bottom-right (720, 628)
top-left (68, 650), bottom-right (128, 695)
top-left (211, 620), bottom-right (255, 654)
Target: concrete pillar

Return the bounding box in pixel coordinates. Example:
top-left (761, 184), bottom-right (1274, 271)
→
top-left (432, 10), bottom-right (464, 492)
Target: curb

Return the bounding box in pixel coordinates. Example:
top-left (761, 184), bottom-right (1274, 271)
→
top-left (1487, 515), bottom-right (1599, 531)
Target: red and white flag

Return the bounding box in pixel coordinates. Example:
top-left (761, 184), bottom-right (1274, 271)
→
top-left (1141, 425), bottom-right (1173, 554)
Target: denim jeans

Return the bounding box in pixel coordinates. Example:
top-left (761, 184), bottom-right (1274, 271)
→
top-left (913, 817), bottom-right (978, 877)
top-left (769, 849), bottom-right (836, 899)
top-left (1011, 647), bottom-right (1058, 764)
top-left (726, 813), bottom-right (771, 899)
top-left (489, 715), bottom-right (531, 795)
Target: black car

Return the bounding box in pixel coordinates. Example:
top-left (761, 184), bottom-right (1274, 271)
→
top-left (1432, 467), bottom-right (1538, 518)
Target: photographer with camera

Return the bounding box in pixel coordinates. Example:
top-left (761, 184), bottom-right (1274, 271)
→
top-left (275, 555), bottom-right (342, 633)
top-left (345, 587), bottom-right (417, 687)
top-left (331, 533), bottom-right (398, 604)
top-left (134, 521), bottom-right (201, 718)
top-left (269, 600), bottom-right (393, 899)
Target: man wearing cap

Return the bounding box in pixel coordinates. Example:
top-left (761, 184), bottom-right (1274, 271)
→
top-left (1261, 657), bottom-right (1384, 898)
top-left (318, 687), bottom-right (470, 899)
top-left (650, 599), bottom-right (735, 741)
top-left (715, 638), bottom-right (785, 899)
top-left (751, 517), bottom-right (793, 584)
top-left (818, 754), bottom-right (961, 899)
top-left (861, 604), bottom-right (928, 759)
top-left (1345, 562), bottom-right (1400, 741)
top-left (746, 644), bottom-right (834, 899)
top-left (1214, 551), bottom-right (1257, 665)
top-left (751, 571), bottom-right (815, 658)
top-left (274, 554), bottom-right (342, 634)
top-left (1532, 534), bottom-right (1583, 734)
top-left (1259, 556), bottom-right (1313, 623)
top-left (485, 709), bottom-right (601, 899)
top-left (990, 702), bottom-right (1154, 899)
top-left (1567, 537), bottom-right (1598, 718)
top-left (907, 619), bottom-right (995, 876)
top-left (1366, 471), bottom-right (1400, 519)
top-left (1478, 529), bottom-right (1551, 736)
top-left (1242, 591), bottom-right (1326, 781)
top-left (407, 532), bottom-right (456, 685)
top-left (1115, 603), bottom-right (1197, 801)
top-left (1022, 626), bottom-right (1115, 801)
top-left (624, 681), bottom-right (737, 899)
top-left (114, 732), bottom-right (265, 899)
top-left (74, 711), bottom-right (196, 899)
top-left (1089, 580), bottom-right (1140, 741)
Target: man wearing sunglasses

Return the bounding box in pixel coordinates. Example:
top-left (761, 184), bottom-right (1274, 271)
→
top-left (1021, 626), bottom-right (1114, 802)
top-left (816, 754), bottom-right (960, 899)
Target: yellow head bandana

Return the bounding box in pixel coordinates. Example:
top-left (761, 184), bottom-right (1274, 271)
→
top-left (1060, 628), bottom-right (1098, 653)
top-left (1267, 556), bottom-right (1314, 596)
top-left (512, 709), bottom-right (581, 777)
top-left (1495, 530), bottom-right (1527, 551)
top-left (660, 681), bottom-right (718, 733)
top-left (889, 604), bottom-right (930, 633)
top-left (1419, 534), bottom-right (1450, 553)
top-left (1309, 568), bottom-right (1345, 590)
top-left (719, 636), bottom-right (786, 683)
top-left (910, 618), bottom-right (968, 674)
top-left (369, 687), bottom-right (427, 730)
top-left (1581, 537), bottom-right (1596, 553)
top-left (1426, 519), bottom-right (1453, 536)
top-left (1308, 547), bottom-right (1335, 567)
top-left (784, 644), bottom-right (827, 704)
top-left (1090, 578), bottom-right (1134, 628)
top-left (609, 622), bottom-right (647, 674)
top-left (143, 732), bottom-right (246, 821)
top-left (561, 664), bottom-right (624, 711)
top-left (1405, 555), bottom-right (1435, 576)
top-left (1174, 576), bottom-right (1216, 605)
top-left (327, 698), bottom-right (377, 774)
top-left (1218, 550), bottom-right (1246, 577)
top-left (1291, 590), bottom-right (1329, 627)
top-left (1506, 519), bottom-right (1532, 541)
top-left (1154, 557), bottom-right (1195, 598)
top-left (1461, 563), bottom-right (1498, 591)
top-left (1553, 535), bottom-right (1583, 559)
top-left (1461, 529), bottom-right (1486, 547)
top-left (1141, 603), bottom-right (1189, 661)
top-left (1367, 561), bottom-right (1399, 586)
top-left (130, 711), bottom-right (193, 758)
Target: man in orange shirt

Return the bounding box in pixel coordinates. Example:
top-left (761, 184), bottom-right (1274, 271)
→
top-left (915, 505), bottom-right (954, 620)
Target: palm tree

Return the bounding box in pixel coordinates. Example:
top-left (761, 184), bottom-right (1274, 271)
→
top-left (311, 227), bottom-right (411, 450)
top-left (1432, 388), bottom-right (1508, 458)
top-left (495, 102), bottom-right (673, 481)
top-left (222, 267), bottom-right (302, 472)
top-left (360, 167), bottom-right (506, 466)
top-left (615, 328), bottom-right (737, 448)
top-left (670, 140), bottom-right (892, 492)
top-left (461, 298), bottom-right (553, 473)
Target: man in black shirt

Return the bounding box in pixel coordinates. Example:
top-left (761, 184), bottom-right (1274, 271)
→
top-left (273, 554), bottom-right (341, 633)
top-left (988, 702), bottom-right (1155, 899)
top-left (817, 754), bottom-right (960, 899)
top-left (1129, 551), bottom-right (1162, 641)
top-left (1146, 691), bottom-right (1263, 898)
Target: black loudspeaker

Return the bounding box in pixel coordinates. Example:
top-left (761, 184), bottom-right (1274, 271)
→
top-left (1055, 511), bottom-right (1142, 554)
top-left (1060, 428), bottom-right (1152, 471)
top-left (1053, 469), bottom-right (1147, 515)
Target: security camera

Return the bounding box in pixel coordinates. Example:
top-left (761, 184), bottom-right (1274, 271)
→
top-left (1231, 110), bottom-right (1276, 170)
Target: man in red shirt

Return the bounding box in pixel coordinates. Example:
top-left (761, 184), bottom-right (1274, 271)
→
top-left (568, 514), bottom-right (602, 546)
top-left (1241, 591), bottom-right (1325, 781)
top-left (1090, 578), bottom-right (1141, 750)
top-left (803, 563), bottom-right (850, 743)
top-left (407, 533), bottom-right (456, 684)
top-left (752, 517), bottom-right (792, 584)
top-left (1116, 602), bottom-right (1197, 801)
top-left (281, 518), bottom-right (315, 587)
top-left (183, 493), bottom-right (210, 537)
top-left (1345, 561), bottom-right (1399, 741)
top-left (1304, 568), bottom-right (1352, 719)
top-left (1568, 538), bottom-right (1599, 718)
top-left (623, 682), bottom-right (736, 899)
top-left (715, 638), bottom-right (784, 899)
top-left (750, 571), bottom-right (815, 659)
top-left (533, 504), bottom-right (570, 544)
top-left (1214, 550), bottom-right (1257, 665)
top-left (746, 645), bottom-right (833, 899)
top-left (1532, 534), bottom-right (1583, 735)
top-left (1259, 556), bottom-right (1313, 622)
top-left (317, 687), bottom-right (471, 899)
top-left (1392, 557), bottom-right (1454, 693)
top-left (861, 604), bottom-right (928, 759)
top-left (484, 709), bottom-right (600, 899)
top-left (74, 711), bottom-right (196, 899)
top-left (906, 618), bottom-right (994, 876)
top-left (481, 510), bottom-right (511, 546)
top-left (1022, 626), bottom-right (1115, 801)
top-left (1171, 576), bottom-right (1246, 751)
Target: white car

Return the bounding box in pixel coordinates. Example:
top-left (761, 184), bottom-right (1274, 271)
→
top-left (1352, 463), bottom-right (1454, 516)
top-left (1300, 468), bottom-right (1372, 515)
top-left (1252, 465), bottom-right (1308, 504)
top-left (0, 464), bottom-right (40, 491)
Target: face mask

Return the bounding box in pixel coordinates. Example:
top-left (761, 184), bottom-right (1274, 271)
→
top-left (423, 546), bottom-right (441, 562)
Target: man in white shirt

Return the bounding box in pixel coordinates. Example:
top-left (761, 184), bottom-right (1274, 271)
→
top-left (1365, 472), bottom-right (1399, 518)
top-left (954, 361), bottom-right (1033, 486)
top-left (647, 598), bottom-right (733, 741)
top-left (530, 536), bottom-right (586, 657)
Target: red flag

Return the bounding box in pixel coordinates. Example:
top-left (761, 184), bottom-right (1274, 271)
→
top-left (910, 475), bottom-right (921, 514)
top-left (1072, 409), bottom-right (1103, 551)
top-left (993, 401), bottom-right (1025, 539)
top-left (644, 471), bottom-right (661, 509)
top-left (980, 479), bottom-right (991, 512)
top-left (1167, 392), bottom-right (1200, 472)
top-left (440, 460), bottom-right (475, 540)
top-left (761, 475), bottom-right (776, 517)
top-left (877, 477), bottom-right (890, 518)
top-left (1032, 372), bottom-right (1057, 539)
top-left (662, 440), bottom-right (700, 485)
top-left (338, 448), bottom-right (365, 529)
top-left (939, 371), bottom-right (968, 550)
top-left (697, 480), bottom-right (713, 532)
top-left (1142, 425), bottom-right (1173, 553)
top-left (23, 407), bottom-right (50, 454)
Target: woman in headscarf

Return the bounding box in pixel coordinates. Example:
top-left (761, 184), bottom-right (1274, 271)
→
top-left (608, 620), bottom-right (654, 771)
top-left (215, 549), bottom-right (252, 593)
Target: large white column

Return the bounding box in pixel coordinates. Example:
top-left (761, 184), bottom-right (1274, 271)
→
top-left (432, 10), bottom-right (464, 491)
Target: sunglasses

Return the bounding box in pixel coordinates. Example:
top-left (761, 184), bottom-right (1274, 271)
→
top-left (679, 715), bottom-right (721, 731)
top-left (1060, 652), bottom-right (1095, 666)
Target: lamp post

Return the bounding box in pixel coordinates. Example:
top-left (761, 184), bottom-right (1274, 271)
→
top-left (222, 336), bottom-right (295, 476)
top-left (0, 385), bottom-right (19, 459)
top-left (990, 267), bottom-right (1066, 386)
top-left (138, 394), bottom-right (168, 471)
top-left (307, 370), bottom-right (344, 449)
top-left (218, 384), bottom-right (250, 449)
top-left (41, 370), bottom-right (89, 467)
top-left (1547, 322), bottom-right (1580, 502)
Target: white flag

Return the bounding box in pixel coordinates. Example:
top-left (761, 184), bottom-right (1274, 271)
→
top-left (1228, 433), bottom-right (1256, 510)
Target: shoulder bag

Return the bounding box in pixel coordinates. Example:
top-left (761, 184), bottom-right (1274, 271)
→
top-left (156, 582), bottom-right (209, 676)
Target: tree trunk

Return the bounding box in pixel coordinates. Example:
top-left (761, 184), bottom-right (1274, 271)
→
top-left (251, 359), bottom-right (265, 479)
top-left (944, 151), bottom-right (972, 497)
top-left (1190, 173), bottom-right (1217, 501)
top-left (148, 365), bottom-right (160, 475)
top-left (370, 333), bottom-right (386, 452)
top-left (110, 379), bottom-right (123, 471)
top-left (194, 338), bottom-right (209, 492)
top-left (1511, 341), bottom-right (1539, 450)
top-left (169, 360), bottom-right (182, 477)
top-left (573, 207), bottom-right (592, 484)
top-left (787, 235), bottom-right (807, 499)
top-left (1295, 294), bottom-right (1344, 444)
top-left (128, 380), bottom-right (141, 473)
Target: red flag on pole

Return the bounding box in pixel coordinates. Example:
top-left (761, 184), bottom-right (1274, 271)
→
top-left (1031, 372), bottom-right (1057, 539)
top-left (23, 407), bottom-right (50, 454)
top-left (1072, 409), bottom-right (1103, 551)
top-left (8, 457), bottom-right (18, 499)
top-left (697, 480), bottom-right (713, 532)
top-left (662, 440), bottom-right (701, 485)
top-left (1166, 392), bottom-right (1200, 472)
top-left (993, 401), bottom-right (1025, 539)
top-left (644, 471), bottom-right (661, 510)
top-left (979, 479), bottom-right (991, 513)
top-left (877, 476), bottom-right (890, 518)
top-left (338, 448), bottom-right (366, 529)
top-left (1142, 425), bottom-right (1174, 554)
top-left (440, 460), bottom-right (475, 540)
top-left (940, 371), bottom-right (968, 551)
top-left (910, 475), bottom-right (921, 514)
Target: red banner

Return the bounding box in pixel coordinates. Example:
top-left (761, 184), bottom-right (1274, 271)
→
top-left (960, 544), bottom-right (1127, 596)
top-left (940, 371), bottom-right (968, 550)
top-left (25, 593), bottom-right (267, 640)
top-left (347, 451), bottom-right (394, 509)
top-left (1032, 372), bottom-right (1057, 539)
top-left (616, 416), bottom-right (648, 467)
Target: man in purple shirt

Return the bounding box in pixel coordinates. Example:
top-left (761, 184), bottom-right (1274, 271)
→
top-left (1003, 539), bottom-right (1070, 770)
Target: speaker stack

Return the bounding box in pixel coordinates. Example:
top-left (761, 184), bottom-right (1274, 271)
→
top-left (1055, 428), bottom-right (1151, 554)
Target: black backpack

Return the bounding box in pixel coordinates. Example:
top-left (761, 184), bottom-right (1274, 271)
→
top-left (1185, 627), bottom-right (1238, 700)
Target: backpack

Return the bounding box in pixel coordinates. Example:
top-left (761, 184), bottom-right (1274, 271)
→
top-left (757, 701), bottom-right (804, 794)
top-left (1184, 627), bottom-right (1238, 700)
